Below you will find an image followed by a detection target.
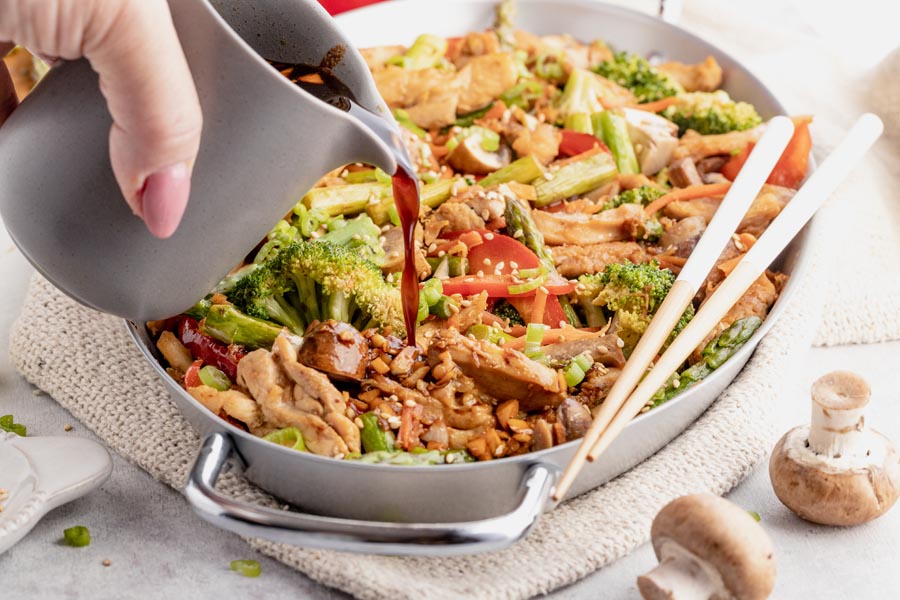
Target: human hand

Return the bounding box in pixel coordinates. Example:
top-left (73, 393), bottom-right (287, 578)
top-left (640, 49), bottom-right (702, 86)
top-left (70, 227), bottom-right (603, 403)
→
top-left (0, 0), bottom-right (202, 238)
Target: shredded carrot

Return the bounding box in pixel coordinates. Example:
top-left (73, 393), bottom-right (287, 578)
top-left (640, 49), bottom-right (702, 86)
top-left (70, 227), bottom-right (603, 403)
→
top-left (717, 255), bottom-right (744, 276)
top-left (631, 96), bottom-right (679, 113)
top-left (644, 182), bottom-right (732, 217)
top-left (480, 100), bottom-right (508, 122)
top-left (530, 287), bottom-right (549, 324)
top-left (506, 327), bottom-right (606, 351)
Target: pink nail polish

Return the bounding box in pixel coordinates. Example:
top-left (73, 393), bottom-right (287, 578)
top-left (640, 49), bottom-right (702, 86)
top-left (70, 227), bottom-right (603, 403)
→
top-left (139, 163), bottom-right (191, 239)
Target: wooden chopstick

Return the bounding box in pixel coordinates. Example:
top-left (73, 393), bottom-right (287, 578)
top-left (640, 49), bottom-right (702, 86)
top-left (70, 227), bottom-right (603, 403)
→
top-left (551, 116), bottom-right (796, 502)
top-left (583, 113), bottom-right (883, 465)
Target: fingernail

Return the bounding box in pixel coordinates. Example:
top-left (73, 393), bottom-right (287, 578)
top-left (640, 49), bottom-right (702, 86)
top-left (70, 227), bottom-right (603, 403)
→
top-left (139, 163), bottom-right (191, 239)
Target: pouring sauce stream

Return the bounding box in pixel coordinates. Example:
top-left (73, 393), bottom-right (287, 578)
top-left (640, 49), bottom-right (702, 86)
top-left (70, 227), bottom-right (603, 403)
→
top-left (269, 57), bottom-right (421, 344)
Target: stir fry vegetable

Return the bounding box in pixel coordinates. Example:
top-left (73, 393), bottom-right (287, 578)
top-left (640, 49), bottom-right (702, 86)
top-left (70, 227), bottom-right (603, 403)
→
top-left (149, 0), bottom-right (803, 464)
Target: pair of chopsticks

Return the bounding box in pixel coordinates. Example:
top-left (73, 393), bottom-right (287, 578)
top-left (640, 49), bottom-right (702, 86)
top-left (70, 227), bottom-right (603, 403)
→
top-left (553, 113), bottom-right (884, 502)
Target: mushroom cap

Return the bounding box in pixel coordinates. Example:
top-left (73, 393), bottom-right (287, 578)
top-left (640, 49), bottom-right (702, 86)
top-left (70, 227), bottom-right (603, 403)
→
top-left (650, 493), bottom-right (776, 600)
top-left (769, 425), bottom-right (900, 526)
top-left (811, 370), bottom-right (870, 411)
top-left (447, 135), bottom-right (511, 175)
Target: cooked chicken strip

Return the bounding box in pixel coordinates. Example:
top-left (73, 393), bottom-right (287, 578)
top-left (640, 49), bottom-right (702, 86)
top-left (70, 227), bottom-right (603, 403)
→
top-left (552, 241), bottom-right (649, 277)
top-left (657, 56), bottom-right (723, 92)
top-left (673, 126), bottom-right (764, 161)
top-left (663, 184), bottom-right (794, 236)
top-left (532, 204), bottom-right (643, 246)
top-left (428, 329), bottom-right (565, 411)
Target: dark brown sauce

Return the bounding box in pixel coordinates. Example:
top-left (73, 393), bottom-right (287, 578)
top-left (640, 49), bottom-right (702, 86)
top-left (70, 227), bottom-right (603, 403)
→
top-left (267, 57), bottom-right (421, 344)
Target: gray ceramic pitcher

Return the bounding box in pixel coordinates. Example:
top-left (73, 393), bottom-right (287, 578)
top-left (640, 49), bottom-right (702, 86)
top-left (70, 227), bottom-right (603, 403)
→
top-left (0, 0), bottom-right (400, 320)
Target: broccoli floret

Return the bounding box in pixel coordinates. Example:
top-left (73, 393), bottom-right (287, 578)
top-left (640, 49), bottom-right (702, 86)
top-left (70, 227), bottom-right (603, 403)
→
top-left (227, 240), bottom-right (404, 335)
top-left (316, 213), bottom-right (386, 266)
top-left (554, 68), bottom-right (607, 121)
top-left (228, 264), bottom-right (306, 335)
top-left (575, 261), bottom-right (692, 352)
top-left (662, 91), bottom-right (762, 136)
top-left (601, 185), bottom-right (666, 211)
top-left (492, 299), bottom-right (525, 326)
top-left (593, 52), bottom-right (681, 104)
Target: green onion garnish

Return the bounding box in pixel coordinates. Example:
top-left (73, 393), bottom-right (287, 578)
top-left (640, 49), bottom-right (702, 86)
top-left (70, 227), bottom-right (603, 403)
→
top-left (524, 323), bottom-right (549, 356)
top-left (262, 427), bottom-right (307, 452)
top-left (748, 511), bottom-right (761, 522)
top-left (420, 278), bottom-right (444, 307)
top-left (198, 366), bottom-right (231, 391)
top-left (507, 271), bottom-right (549, 295)
top-left (63, 525), bottom-right (91, 547)
top-left (563, 352), bottom-right (595, 387)
top-left (230, 559), bottom-right (261, 578)
top-left (1, 414), bottom-right (26, 437)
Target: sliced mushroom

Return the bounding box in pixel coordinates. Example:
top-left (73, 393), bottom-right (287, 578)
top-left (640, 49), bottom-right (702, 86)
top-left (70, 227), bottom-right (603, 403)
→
top-left (447, 133), bottom-right (512, 175)
top-left (296, 320), bottom-right (369, 381)
top-left (667, 156), bottom-right (704, 188)
top-left (531, 203), bottom-right (643, 246)
top-left (769, 371), bottom-right (900, 526)
top-left (638, 493), bottom-right (776, 600)
top-left (622, 108), bottom-right (679, 176)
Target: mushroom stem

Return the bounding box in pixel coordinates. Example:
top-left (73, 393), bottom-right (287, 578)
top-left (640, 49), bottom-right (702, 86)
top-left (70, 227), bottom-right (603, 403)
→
top-left (807, 371), bottom-right (871, 459)
top-left (637, 539), bottom-right (727, 600)
top-left (808, 400), bottom-right (867, 458)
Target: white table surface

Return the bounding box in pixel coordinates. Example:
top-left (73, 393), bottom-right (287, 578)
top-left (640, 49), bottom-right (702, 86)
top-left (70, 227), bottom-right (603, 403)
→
top-left (3, 1), bottom-right (899, 598)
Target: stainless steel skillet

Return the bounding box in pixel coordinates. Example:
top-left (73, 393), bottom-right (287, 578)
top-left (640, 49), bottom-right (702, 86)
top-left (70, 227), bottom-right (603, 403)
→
top-left (127, 0), bottom-right (814, 555)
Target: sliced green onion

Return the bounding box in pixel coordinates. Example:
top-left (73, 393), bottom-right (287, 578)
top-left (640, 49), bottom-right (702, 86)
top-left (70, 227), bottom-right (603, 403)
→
top-left (524, 323), bottom-right (549, 357)
top-left (417, 295), bottom-right (430, 323)
top-left (360, 412), bottom-right (395, 453)
top-left (392, 108), bottom-right (427, 138)
top-left (429, 295), bottom-right (459, 319)
top-left (516, 266), bottom-right (546, 279)
top-left (263, 427), bottom-right (307, 452)
top-left (748, 511), bottom-right (761, 522)
top-left (0, 414), bottom-right (26, 437)
top-left (466, 324), bottom-right (516, 345)
top-left (198, 366), bottom-right (231, 391)
top-left (230, 559), bottom-right (261, 578)
top-left (507, 271), bottom-right (549, 295)
top-left (420, 279), bottom-right (444, 307)
top-left (63, 526), bottom-right (91, 547)
top-left (564, 352), bottom-right (595, 387)
top-left (480, 129), bottom-right (501, 152)
top-left (445, 136), bottom-right (460, 152)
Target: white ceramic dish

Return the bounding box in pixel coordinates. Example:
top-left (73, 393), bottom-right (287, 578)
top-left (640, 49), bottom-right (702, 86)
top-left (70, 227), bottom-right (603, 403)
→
top-left (0, 432), bottom-right (112, 554)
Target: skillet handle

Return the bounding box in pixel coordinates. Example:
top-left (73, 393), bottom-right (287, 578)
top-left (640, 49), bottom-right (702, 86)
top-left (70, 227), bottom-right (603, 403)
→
top-left (183, 432), bottom-right (558, 556)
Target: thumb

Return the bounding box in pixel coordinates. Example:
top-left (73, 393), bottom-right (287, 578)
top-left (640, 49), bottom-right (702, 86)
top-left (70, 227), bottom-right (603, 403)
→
top-left (0, 42), bottom-right (19, 127)
top-left (87, 0), bottom-right (202, 238)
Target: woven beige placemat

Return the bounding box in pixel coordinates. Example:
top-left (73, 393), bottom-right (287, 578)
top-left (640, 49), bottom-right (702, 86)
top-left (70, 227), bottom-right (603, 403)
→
top-left (9, 14), bottom-right (900, 600)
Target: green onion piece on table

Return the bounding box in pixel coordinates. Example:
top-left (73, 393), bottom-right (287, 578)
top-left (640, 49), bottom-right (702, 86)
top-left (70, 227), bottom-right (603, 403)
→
top-left (262, 427), bottom-right (307, 452)
top-left (63, 525), bottom-right (91, 547)
top-left (198, 366), bottom-right (231, 391)
top-left (230, 559), bottom-right (261, 578)
top-left (1, 414), bottom-right (26, 437)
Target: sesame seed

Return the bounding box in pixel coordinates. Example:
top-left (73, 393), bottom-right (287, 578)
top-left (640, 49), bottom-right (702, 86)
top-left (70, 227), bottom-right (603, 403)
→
top-left (617, 338), bottom-right (625, 348)
top-left (403, 399), bottom-right (416, 408)
top-left (483, 258), bottom-right (492, 266)
top-left (483, 232), bottom-right (495, 241)
top-left (510, 261), bottom-right (519, 269)
top-left (438, 250), bottom-right (446, 257)
top-left (102, 559), bottom-right (112, 567)
top-left (64, 424), bottom-right (73, 432)
top-left (476, 270), bottom-right (485, 277)
top-left (351, 233), bottom-right (362, 241)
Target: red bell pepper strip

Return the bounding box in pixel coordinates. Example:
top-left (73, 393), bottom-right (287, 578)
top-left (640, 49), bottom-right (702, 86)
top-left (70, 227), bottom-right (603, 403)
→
top-left (558, 130), bottom-right (610, 158)
top-left (184, 360), bottom-right (203, 389)
top-left (721, 118), bottom-right (812, 189)
top-left (178, 317), bottom-right (245, 382)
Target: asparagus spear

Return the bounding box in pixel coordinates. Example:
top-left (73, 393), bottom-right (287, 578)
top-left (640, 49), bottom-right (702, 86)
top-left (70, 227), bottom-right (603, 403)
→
top-left (304, 182), bottom-right (390, 217)
top-left (366, 178), bottom-right (459, 225)
top-left (650, 316), bottom-right (763, 407)
top-left (533, 150), bottom-right (617, 207)
top-left (201, 304), bottom-right (284, 349)
top-left (479, 155), bottom-right (544, 188)
top-left (564, 113), bottom-right (593, 134)
top-left (504, 197), bottom-right (555, 269)
top-left (593, 111), bottom-right (640, 175)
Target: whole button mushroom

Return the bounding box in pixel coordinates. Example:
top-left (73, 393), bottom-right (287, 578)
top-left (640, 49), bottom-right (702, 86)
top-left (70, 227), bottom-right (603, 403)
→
top-left (769, 370), bottom-right (900, 526)
top-left (637, 493), bottom-right (776, 600)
